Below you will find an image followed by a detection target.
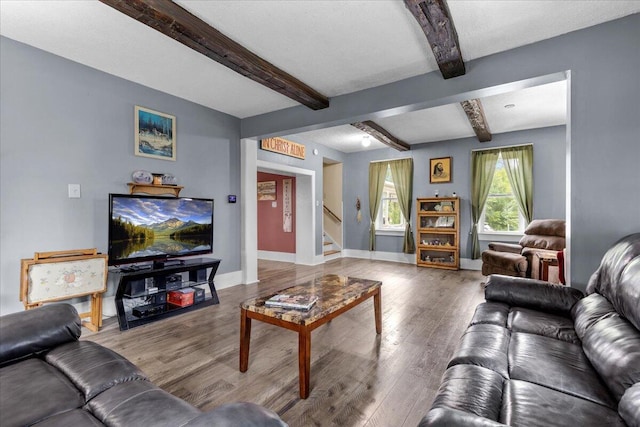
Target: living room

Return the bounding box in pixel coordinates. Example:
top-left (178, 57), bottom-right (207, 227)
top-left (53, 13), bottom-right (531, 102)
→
top-left (1, 2), bottom-right (639, 426)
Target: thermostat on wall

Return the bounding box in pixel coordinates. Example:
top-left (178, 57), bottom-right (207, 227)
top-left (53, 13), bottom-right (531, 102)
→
top-left (228, 195), bottom-right (237, 203)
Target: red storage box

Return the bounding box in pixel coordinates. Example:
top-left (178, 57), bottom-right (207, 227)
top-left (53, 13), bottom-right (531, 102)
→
top-left (167, 289), bottom-right (194, 307)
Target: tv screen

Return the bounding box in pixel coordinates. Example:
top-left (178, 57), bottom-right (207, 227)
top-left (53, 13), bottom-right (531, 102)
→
top-left (108, 194), bottom-right (214, 266)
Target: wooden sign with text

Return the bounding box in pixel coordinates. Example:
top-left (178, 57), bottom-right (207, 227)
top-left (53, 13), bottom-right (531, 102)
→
top-left (261, 137), bottom-right (305, 160)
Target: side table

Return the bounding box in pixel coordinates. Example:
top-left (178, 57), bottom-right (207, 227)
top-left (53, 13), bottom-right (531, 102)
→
top-left (536, 252), bottom-right (559, 283)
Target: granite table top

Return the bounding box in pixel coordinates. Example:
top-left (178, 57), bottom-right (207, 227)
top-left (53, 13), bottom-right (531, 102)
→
top-left (240, 274), bottom-right (381, 325)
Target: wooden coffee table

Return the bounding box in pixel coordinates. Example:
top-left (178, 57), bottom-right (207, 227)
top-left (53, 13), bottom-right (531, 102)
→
top-left (239, 274), bottom-right (382, 398)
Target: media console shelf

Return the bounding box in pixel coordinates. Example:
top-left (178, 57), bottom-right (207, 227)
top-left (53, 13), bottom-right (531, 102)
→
top-left (114, 258), bottom-right (221, 330)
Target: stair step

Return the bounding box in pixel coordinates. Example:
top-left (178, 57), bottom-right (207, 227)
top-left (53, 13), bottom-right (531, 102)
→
top-left (323, 241), bottom-right (332, 246)
top-left (324, 249), bottom-right (341, 256)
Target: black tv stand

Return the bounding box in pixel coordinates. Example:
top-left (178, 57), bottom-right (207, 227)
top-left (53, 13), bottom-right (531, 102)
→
top-left (114, 258), bottom-right (221, 331)
top-left (153, 259), bottom-right (185, 269)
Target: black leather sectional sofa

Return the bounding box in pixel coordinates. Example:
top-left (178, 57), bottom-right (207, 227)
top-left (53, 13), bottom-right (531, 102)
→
top-left (421, 233), bottom-right (640, 426)
top-left (0, 303), bottom-right (287, 427)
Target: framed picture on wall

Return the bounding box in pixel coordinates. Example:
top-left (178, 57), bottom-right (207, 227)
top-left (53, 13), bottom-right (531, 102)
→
top-left (134, 105), bottom-right (176, 161)
top-left (430, 157), bottom-right (452, 183)
top-left (257, 181), bottom-right (276, 201)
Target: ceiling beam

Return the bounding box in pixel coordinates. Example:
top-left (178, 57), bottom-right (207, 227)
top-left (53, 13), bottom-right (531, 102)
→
top-left (351, 121), bottom-right (411, 151)
top-left (460, 99), bottom-right (492, 142)
top-left (99, 0), bottom-right (329, 110)
top-left (404, 0), bottom-right (465, 79)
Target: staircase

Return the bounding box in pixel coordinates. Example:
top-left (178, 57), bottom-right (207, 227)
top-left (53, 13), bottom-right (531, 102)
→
top-left (323, 234), bottom-right (341, 261)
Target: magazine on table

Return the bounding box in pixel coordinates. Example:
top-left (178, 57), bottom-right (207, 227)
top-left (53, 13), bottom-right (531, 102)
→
top-left (265, 294), bottom-right (318, 310)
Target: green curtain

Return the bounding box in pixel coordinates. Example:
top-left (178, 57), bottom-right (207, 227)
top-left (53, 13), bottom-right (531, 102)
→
top-left (368, 162), bottom-right (387, 251)
top-left (389, 158), bottom-right (415, 254)
top-left (471, 150), bottom-right (499, 259)
top-left (501, 145), bottom-right (533, 223)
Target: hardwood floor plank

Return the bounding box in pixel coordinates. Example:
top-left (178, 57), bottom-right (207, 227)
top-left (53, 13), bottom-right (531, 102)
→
top-left (84, 258), bottom-right (485, 426)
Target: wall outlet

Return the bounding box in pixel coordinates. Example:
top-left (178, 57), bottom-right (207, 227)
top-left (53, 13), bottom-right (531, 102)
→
top-left (68, 184), bottom-right (81, 198)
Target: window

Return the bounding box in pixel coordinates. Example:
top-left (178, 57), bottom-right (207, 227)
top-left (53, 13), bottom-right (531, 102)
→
top-left (480, 154), bottom-right (526, 234)
top-left (376, 166), bottom-right (405, 232)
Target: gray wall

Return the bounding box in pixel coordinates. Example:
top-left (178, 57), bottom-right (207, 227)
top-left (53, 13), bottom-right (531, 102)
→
top-left (342, 126), bottom-right (566, 256)
top-left (243, 14), bottom-right (640, 291)
top-left (0, 37), bottom-right (241, 314)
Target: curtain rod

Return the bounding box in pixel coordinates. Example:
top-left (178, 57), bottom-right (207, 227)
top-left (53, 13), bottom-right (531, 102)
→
top-left (370, 157), bottom-right (413, 163)
top-left (471, 142), bottom-right (533, 152)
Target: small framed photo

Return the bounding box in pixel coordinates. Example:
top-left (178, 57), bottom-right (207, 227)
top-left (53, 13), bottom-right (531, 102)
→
top-left (257, 181), bottom-right (276, 201)
top-left (135, 106), bottom-right (176, 161)
top-left (430, 157), bottom-right (452, 183)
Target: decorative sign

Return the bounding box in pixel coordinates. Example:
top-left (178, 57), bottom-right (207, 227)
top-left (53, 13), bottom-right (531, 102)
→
top-left (283, 178), bottom-right (293, 233)
top-left (261, 137), bottom-right (306, 160)
top-left (257, 181), bottom-right (276, 201)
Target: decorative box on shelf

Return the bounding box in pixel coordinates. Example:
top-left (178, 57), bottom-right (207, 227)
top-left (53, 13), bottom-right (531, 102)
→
top-left (416, 197), bottom-right (460, 270)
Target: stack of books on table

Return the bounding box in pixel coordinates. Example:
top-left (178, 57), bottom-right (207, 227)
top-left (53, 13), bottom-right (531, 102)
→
top-left (265, 294), bottom-right (318, 311)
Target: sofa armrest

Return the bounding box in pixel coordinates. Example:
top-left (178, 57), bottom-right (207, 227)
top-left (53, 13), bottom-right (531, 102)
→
top-left (487, 242), bottom-right (522, 253)
top-left (0, 304), bottom-right (81, 366)
top-left (485, 275), bottom-right (584, 316)
top-left (184, 402), bottom-right (288, 427)
top-left (420, 408), bottom-right (507, 427)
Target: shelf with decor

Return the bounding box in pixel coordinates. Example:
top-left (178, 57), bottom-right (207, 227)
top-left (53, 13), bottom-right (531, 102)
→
top-left (416, 197), bottom-right (459, 270)
top-left (127, 182), bottom-right (183, 197)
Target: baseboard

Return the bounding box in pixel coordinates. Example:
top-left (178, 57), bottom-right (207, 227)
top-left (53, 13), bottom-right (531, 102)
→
top-left (215, 270), bottom-right (243, 290)
top-left (342, 249), bottom-right (482, 271)
top-left (342, 249), bottom-right (415, 264)
top-left (461, 258), bottom-right (482, 271)
top-left (258, 250), bottom-right (296, 263)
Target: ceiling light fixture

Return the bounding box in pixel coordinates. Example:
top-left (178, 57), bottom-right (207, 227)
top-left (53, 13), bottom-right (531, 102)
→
top-left (362, 135), bottom-right (371, 147)
top-left (504, 103), bottom-right (516, 109)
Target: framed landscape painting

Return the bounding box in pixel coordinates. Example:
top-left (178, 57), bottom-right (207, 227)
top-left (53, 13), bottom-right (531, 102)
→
top-left (430, 156), bottom-right (452, 183)
top-left (135, 105), bottom-right (176, 161)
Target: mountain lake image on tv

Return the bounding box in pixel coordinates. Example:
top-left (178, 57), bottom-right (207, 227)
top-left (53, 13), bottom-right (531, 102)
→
top-left (109, 194), bottom-right (214, 265)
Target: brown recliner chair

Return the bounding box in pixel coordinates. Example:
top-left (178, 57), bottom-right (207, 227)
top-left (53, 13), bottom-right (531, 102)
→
top-left (481, 219), bottom-right (565, 279)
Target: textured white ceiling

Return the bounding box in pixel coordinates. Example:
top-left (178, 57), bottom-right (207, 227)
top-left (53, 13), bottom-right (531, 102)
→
top-left (1, 1), bottom-right (637, 152)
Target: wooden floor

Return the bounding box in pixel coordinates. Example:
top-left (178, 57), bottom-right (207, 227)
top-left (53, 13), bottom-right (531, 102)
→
top-left (84, 258), bottom-right (486, 427)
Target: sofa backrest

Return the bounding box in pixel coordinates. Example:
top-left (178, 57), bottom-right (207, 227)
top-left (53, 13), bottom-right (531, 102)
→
top-left (518, 219), bottom-right (565, 251)
top-left (0, 304), bottom-right (81, 366)
top-left (587, 233), bottom-right (640, 331)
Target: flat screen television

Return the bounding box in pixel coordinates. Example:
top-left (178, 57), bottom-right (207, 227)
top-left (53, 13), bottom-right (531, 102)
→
top-left (108, 193), bottom-right (214, 267)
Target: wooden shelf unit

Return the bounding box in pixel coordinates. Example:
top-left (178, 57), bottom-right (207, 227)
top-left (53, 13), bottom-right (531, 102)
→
top-left (416, 197), bottom-right (460, 270)
top-left (127, 182), bottom-right (183, 197)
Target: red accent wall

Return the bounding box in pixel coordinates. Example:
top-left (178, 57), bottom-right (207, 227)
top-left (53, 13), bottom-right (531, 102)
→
top-left (257, 172), bottom-right (296, 253)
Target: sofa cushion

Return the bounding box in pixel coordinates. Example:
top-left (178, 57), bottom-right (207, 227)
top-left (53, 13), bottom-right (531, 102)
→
top-left (30, 409), bottom-right (103, 426)
top-left (469, 302), bottom-right (510, 328)
top-left (87, 380), bottom-right (201, 427)
top-left (507, 308), bottom-right (579, 344)
top-left (508, 332), bottom-right (615, 408)
top-left (0, 304), bottom-right (80, 367)
top-left (523, 219), bottom-right (565, 238)
top-left (420, 407), bottom-right (507, 427)
top-left (482, 251), bottom-right (527, 275)
top-left (500, 380), bottom-right (625, 427)
top-left (430, 364), bottom-right (504, 421)
top-left (580, 314), bottom-right (640, 402)
top-left (619, 383), bottom-right (640, 427)
top-left (572, 293), bottom-right (618, 339)
top-left (587, 233), bottom-right (640, 298)
top-left (447, 324), bottom-right (510, 379)
top-left (0, 358), bottom-right (85, 427)
top-left (615, 256), bottom-right (640, 331)
top-left (518, 235), bottom-right (565, 251)
top-left (485, 275), bottom-right (583, 316)
top-left (46, 340), bottom-right (147, 401)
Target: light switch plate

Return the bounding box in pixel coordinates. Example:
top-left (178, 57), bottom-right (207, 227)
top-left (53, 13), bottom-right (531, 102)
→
top-left (68, 184), bottom-right (81, 198)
